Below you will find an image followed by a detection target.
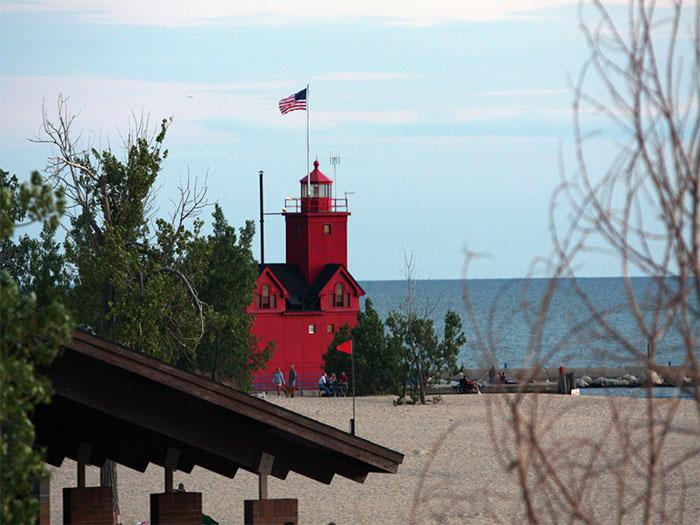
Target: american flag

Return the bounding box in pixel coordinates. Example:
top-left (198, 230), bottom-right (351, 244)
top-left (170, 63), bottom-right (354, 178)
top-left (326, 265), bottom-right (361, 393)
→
top-left (278, 88), bottom-right (307, 114)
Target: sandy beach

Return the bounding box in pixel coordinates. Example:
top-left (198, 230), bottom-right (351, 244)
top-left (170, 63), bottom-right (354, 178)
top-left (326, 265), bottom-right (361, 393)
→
top-left (48, 394), bottom-right (700, 525)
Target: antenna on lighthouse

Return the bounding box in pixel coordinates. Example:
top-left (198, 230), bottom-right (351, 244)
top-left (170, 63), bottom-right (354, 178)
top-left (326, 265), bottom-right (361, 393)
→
top-left (330, 152), bottom-right (340, 203)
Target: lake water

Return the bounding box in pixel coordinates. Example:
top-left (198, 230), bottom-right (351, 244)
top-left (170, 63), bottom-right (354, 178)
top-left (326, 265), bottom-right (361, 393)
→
top-left (359, 277), bottom-right (698, 370)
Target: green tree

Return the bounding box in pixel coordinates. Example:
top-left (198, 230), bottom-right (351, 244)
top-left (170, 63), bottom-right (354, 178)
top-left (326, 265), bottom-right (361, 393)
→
top-left (58, 118), bottom-right (204, 362)
top-left (0, 222), bottom-right (70, 307)
top-left (0, 170), bottom-right (72, 525)
top-left (323, 299), bottom-right (403, 395)
top-left (387, 309), bottom-right (466, 401)
top-left (437, 310), bottom-right (466, 375)
top-left (193, 204), bottom-right (273, 388)
top-left (39, 99), bottom-right (207, 512)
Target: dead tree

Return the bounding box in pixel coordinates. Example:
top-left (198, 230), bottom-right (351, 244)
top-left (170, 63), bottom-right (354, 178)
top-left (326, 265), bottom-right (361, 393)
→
top-left (413, 1), bottom-right (699, 523)
top-left (482, 1), bottom-right (700, 523)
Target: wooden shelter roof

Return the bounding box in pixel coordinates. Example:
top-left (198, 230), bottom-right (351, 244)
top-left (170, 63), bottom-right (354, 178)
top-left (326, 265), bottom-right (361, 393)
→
top-left (34, 331), bottom-right (403, 484)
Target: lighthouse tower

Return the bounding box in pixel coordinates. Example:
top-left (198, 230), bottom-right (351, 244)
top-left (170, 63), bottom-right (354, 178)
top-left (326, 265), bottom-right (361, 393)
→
top-left (249, 161), bottom-right (364, 389)
top-left (285, 160), bottom-right (348, 283)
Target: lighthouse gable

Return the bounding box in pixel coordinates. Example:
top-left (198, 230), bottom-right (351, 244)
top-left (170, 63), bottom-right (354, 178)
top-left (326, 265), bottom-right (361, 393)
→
top-left (258, 263), bottom-right (315, 310)
top-left (308, 264), bottom-right (365, 312)
top-left (253, 263), bottom-right (363, 313)
top-left (249, 266), bottom-right (288, 313)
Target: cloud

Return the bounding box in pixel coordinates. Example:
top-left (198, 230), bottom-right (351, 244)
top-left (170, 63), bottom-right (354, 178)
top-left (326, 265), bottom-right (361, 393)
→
top-left (0, 75), bottom-right (414, 146)
top-left (2, 0), bottom-right (585, 27)
top-left (0, 74), bottom-right (580, 152)
top-left (313, 72), bottom-right (422, 82)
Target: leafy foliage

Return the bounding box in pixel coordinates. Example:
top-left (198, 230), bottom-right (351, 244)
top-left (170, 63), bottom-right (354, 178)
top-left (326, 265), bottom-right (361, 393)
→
top-left (192, 204), bottom-right (273, 388)
top-left (0, 169), bottom-right (72, 525)
top-left (386, 309), bottom-right (466, 394)
top-left (0, 222), bottom-right (71, 307)
top-left (323, 324), bottom-right (353, 382)
top-left (63, 119), bottom-right (203, 362)
top-left (38, 102), bottom-right (271, 512)
top-left (323, 299), bottom-right (404, 395)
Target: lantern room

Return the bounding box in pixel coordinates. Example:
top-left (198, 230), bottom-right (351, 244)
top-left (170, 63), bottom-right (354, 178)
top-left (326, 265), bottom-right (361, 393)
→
top-left (299, 160), bottom-right (333, 212)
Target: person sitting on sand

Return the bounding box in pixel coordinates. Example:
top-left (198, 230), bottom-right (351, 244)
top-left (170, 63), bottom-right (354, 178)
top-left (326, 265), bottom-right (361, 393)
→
top-left (458, 372), bottom-right (480, 394)
top-left (338, 371), bottom-right (349, 396)
top-left (319, 372), bottom-right (332, 396)
top-left (329, 373), bottom-right (338, 396)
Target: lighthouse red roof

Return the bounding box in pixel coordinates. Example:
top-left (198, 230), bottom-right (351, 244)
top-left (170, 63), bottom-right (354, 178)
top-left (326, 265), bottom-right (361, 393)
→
top-left (299, 160), bottom-right (333, 184)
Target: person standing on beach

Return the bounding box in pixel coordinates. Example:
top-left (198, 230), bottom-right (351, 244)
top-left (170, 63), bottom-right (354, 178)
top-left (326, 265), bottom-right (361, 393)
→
top-left (272, 367), bottom-right (285, 397)
top-left (288, 364), bottom-right (297, 397)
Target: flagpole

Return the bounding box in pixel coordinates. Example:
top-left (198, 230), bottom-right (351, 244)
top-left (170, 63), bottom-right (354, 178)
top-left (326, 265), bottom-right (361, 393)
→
top-left (306, 83), bottom-right (310, 178)
top-left (351, 346), bottom-right (356, 435)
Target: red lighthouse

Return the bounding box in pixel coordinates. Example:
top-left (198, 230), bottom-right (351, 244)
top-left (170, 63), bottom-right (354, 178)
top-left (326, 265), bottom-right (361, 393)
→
top-left (249, 160), bottom-right (364, 388)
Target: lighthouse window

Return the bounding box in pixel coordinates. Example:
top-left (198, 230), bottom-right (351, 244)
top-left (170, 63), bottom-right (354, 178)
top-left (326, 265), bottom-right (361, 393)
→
top-left (327, 324), bottom-right (334, 333)
top-left (308, 324), bottom-right (316, 334)
top-left (344, 293), bottom-right (350, 307)
top-left (260, 285), bottom-right (271, 309)
top-left (324, 224), bottom-right (332, 235)
top-left (333, 284), bottom-right (344, 307)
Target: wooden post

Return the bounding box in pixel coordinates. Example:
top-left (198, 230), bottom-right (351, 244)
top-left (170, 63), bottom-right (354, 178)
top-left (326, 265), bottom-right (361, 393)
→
top-left (258, 473), bottom-right (268, 501)
top-left (77, 443), bottom-right (92, 488)
top-left (257, 452), bottom-right (274, 500)
top-left (164, 447), bottom-right (180, 493)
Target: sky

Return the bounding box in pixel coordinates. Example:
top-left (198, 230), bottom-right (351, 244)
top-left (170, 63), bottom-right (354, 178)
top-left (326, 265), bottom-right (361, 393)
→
top-left (0, 1), bottom-right (688, 280)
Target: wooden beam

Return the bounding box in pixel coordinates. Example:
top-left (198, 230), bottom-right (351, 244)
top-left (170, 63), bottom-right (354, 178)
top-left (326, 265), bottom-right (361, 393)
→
top-left (164, 447), bottom-right (180, 493)
top-left (44, 450), bottom-right (65, 467)
top-left (257, 452), bottom-right (274, 500)
top-left (76, 443), bottom-right (91, 488)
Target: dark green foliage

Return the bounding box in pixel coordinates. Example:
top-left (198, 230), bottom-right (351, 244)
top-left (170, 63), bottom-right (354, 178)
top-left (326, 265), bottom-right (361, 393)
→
top-left (64, 119), bottom-right (202, 363)
top-left (40, 105), bottom-right (270, 513)
top-left (49, 110), bottom-right (269, 384)
top-left (323, 324), bottom-right (353, 380)
top-left (0, 170), bottom-right (64, 239)
top-left (192, 205), bottom-right (273, 389)
top-left (323, 299), bottom-right (403, 395)
top-left (354, 299), bottom-right (403, 395)
top-left (0, 222), bottom-right (70, 308)
top-left (439, 310), bottom-right (466, 373)
top-left (0, 169), bottom-right (72, 525)
top-left (52, 117), bottom-right (205, 513)
top-left (386, 309), bottom-right (466, 396)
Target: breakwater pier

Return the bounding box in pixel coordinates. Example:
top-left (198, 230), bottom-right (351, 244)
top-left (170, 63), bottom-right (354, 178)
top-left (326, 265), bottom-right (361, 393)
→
top-left (427, 365), bottom-right (697, 396)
